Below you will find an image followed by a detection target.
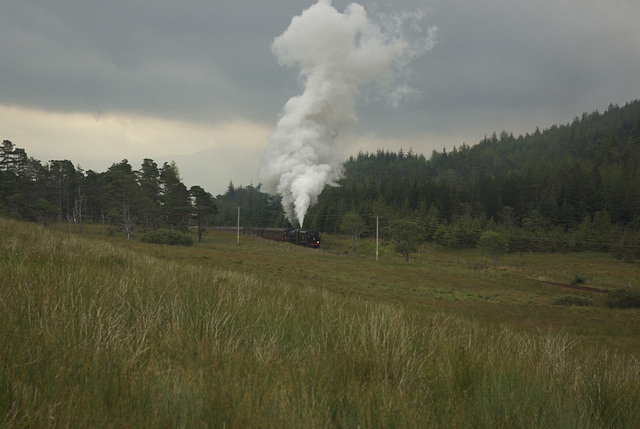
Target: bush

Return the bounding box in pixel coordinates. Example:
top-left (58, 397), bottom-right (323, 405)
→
top-left (140, 228), bottom-right (193, 246)
top-left (477, 231), bottom-right (509, 266)
top-left (552, 295), bottom-right (593, 307)
top-left (605, 289), bottom-right (640, 309)
top-left (570, 273), bottom-right (586, 285)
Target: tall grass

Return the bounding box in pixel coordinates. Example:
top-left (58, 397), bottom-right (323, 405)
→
top-left (2, 218), bottom-right (639, 427)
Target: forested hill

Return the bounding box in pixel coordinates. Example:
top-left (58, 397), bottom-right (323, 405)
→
top-left (345, 100), bottom-right (640, 187)
top-left (2, 99), bottom-right (639, 255)
top-left (302, 100), bottom-right (640, 253)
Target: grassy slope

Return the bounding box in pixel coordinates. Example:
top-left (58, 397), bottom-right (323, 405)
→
top-left (2, 219), bottom-right (640, 427)
top-left (89, 225), bottom-right (640, 354)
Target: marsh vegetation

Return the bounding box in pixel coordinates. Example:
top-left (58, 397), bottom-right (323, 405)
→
top-left (2, 218), bottom-right (639, 427)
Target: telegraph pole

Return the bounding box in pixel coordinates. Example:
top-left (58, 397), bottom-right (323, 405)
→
top-left (371, 214), bottom-right (384, 262)
top-left (376, 215), bottom-right (379, 262)
top-left (237, 206), bottom-right (240, 244)
top-left (216, 202), bottom-right (244, 244)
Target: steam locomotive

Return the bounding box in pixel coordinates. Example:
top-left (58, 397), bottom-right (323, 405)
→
top-left (253, 227), bottom-right (321, 248)
top-left (213, 227), bottom-right (321, 248)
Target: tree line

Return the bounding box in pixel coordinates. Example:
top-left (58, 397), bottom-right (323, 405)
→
top-left (0, 141), bottom-right (217, 241)
top-left (299, 100), bottom-right (640, 260)
top-left (3, 99), bottom-right (640, 260)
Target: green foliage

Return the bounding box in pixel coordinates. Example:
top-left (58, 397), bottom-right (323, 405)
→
top-left (340, 211), bottom-right (365, 251)
top-left (4, 193), bottom-right (28, 219)
top-left (215, 183), bottom-right (285, 229)
top-left (605, 288), bottom-right (640, 309)
top-left (31, 197), bottom-right (58, 226)
top-left (386, 218), bottom-right (425, 261)
top-left (434, 217), bottom-right (484, 249)
top-left (160, 161), bottom-right (191, 231)
top-left (3, 99), bottom-right (640, 255)
top-left (552, 294), bottom-right (594, 307)
top-left (190, 185), bottom-right (217, 242)
top-left (611, 227), bottom-right (639, 263)
top-left (477, 230), bottom-right (509, 266)
top-left (570, 273), bottom-right (586, 285)
top-left (105, 208), bottom-right (122, 225)
top-left (305, 100), bottom-right (640, 251)
top-left (140, 228), bottom-right (194, 246)
top-left (0, 146), bottom-right (208, 235)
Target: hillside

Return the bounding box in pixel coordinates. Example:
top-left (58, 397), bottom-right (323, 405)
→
top-left (297, 100), bottom-right (640, 255)
top-left (2, 218), bottom-right (640, 427)
top-left (310, 100), bottom-right (640, 225)
top-left (2, 99), bottom-right (640, 257)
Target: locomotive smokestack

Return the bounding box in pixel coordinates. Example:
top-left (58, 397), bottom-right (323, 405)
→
top-left (259, 0), bottom-right (436, 227)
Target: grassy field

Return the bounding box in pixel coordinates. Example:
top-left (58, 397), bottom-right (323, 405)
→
top-left (2, 218), bottom-right (639, 427)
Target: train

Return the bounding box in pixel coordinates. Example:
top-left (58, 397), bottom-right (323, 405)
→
top-left (212, 226), bottom-right (321, 248)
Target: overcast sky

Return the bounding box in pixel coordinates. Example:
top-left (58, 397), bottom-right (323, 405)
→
top-left (2, 0), bottom-right (639, 195)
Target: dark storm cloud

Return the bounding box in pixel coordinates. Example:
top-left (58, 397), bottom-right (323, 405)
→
top-left (386, 0), bottom-right (640, 138)
top-left (1, 0), bottom-right (639, 147)
top-left (0, 0), bottom-right (303, 122)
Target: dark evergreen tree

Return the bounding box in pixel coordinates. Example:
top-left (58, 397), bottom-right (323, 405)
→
top-left (138, 158), bottom-right (162, 233)
top-left (105, 160), bottom-right (142, 239)
top-left (190, 185), bottom-right (217, 242)
top-left (160, 161), bottom-right (191, 231)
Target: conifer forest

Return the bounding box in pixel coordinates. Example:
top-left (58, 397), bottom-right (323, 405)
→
top-left (2, 100), bottom-right (640, 260)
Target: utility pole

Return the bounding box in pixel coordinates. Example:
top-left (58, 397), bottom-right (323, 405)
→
top-left (371, 214), bottom-right (384, 262)
top-left (237, 206), bottom-right (240, 244)
top-left (216, 202), bottom-right (244, 243)
top-left (376, 215), bottom-right (379, 262)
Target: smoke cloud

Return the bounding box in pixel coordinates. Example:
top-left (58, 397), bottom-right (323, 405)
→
top-left (259, 0), bottom-right (436, 226)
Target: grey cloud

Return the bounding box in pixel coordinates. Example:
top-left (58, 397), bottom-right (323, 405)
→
top-left (356, 0), bottom-right (640, 140)
top-left (1, 0), bottom-right (639, 158)
top-left (1, 0), bottom-right (300, 122)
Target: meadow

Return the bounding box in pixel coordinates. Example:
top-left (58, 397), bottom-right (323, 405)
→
top-left (1, 218), bottom-right (639, 427)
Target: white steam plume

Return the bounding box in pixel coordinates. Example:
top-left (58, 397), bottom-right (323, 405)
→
top-left (259, 0), bottom-right (436, 227)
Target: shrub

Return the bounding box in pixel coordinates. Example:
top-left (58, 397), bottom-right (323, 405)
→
top-left (611, 228), bottom-right (639, 263)
top-left (477, 231), bottom-right (509, 266)
top-left (570, 273), bottom-right (586, 285)
top-left (552, 294), bottom-right (593, 307)
top-left (140, 228), bottom-right (193, 246)
top-left (605, 288), bottom-right (640, 309)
